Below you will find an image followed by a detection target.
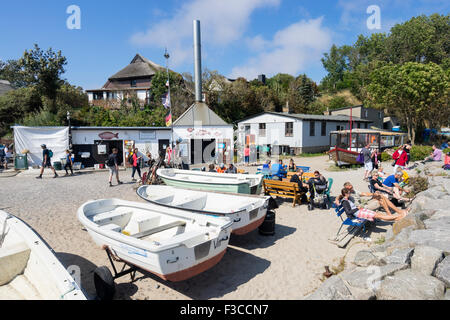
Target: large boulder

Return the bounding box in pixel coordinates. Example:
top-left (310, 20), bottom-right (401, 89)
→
top-left (410, 245), bottom-right (444, 276)
top-left (341, 263), bottom-right (408, 290)
top-left (392, 215), bottom-right (422, 236)
top-left (434, 256), bottom-right (450, 287)
top-left (305, 276), bottom-right (353, 300)
top-left (416, 186), bottom-right (448, 199)
top-left (424, 216), bottom-right (450, 232)
top-left (354, 250), bottom-right (382, 267)
top-left (376, 269), bottom-right (446, 300)
top-left (408, 229), bottom-right (450, 255)
top-left (381, 247), bottom-right (414, 265)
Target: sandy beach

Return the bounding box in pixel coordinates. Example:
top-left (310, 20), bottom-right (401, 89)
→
top-left (0, 155), bottom-right (393, 300)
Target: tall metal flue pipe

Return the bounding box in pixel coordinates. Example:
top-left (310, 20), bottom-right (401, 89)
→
top-left (193, 20), bottom-right (202, 102)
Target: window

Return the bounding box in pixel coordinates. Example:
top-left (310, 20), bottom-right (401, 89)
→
top-left (245, 125), bottom-right (251, 134)
top-left (365, 123), bottom-right (368, 129)
top-left (309, 121), bottom-right (315, 136)
top-left (379, 112), bottom-right (382, 119)
top-left (357, 122), bottom-right (361, 129)
top-left (259, 123), bottom-right (266, 137)
top-left (285, 122), bottom-right (293, 137)
top-left (364, 110), bottom-right (369, 118)
top-left (321, 121), bottom-right (326, 136)
top-left (131, 79), bottom-right (137, 87)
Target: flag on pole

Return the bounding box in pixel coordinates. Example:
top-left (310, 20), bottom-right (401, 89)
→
top-left (162, 92), bottom-right (171, 109)
top-left (165, 111), bottom-right (172, 127)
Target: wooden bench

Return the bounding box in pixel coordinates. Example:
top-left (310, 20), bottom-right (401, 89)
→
top-left (263, 179), bottom-right (305, 207)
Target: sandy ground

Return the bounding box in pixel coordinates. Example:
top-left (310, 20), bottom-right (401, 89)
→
top-left (0, 156), bottom-right (393, 300)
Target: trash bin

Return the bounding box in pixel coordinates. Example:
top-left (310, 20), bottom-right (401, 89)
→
top-left (258, 211), bottom-right (275, 236)
top-left (53, 161), bottom-right (62, 170)
top-left (14, 154), bottom-right (28, 170)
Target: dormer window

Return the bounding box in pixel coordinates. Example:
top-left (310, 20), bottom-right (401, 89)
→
top-left (131, 79), bottom-right (137, 87)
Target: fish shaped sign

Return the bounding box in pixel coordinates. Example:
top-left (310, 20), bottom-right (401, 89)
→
top-left (99, 132), bottom-right (119, 140)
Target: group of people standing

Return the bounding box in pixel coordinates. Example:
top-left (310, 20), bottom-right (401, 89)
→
top-left (0, 143), bottom-right (13, 169)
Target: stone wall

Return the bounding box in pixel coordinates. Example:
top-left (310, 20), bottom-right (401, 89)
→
top-left (306, 161), bottom-right (450, 300)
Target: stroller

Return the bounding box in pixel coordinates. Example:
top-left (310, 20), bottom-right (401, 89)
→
top-left (307, 178), bottom-right (333, 211)
top-left (141, 150), bottom-right (167, 186)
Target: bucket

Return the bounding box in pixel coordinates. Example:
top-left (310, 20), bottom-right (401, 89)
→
top-left (53, 161), bottom-right (62, 170)
top-left (99, 163), bottom-right (105, 169)
top-left (258, 211), bottom-right (275, 236)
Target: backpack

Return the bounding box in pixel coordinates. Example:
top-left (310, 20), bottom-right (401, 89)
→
top-left (106, 154), bottom-right (115, 167)
top-left (128, 154), bottom-right (134, 165)
top-left (48, 149), bottom-right (53, 158)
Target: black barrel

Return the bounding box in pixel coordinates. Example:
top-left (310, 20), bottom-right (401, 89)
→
top-left (258, 211), bottom-right (275, 236)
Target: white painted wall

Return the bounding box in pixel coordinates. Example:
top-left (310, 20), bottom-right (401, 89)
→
top-left (237, 113), bottom-right (302, 147)
top-left (72, 129), bottom-right (172, 161)
top-left (173, 125), bottom-right (235, 163)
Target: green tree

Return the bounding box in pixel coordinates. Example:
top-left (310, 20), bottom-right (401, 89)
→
top-left (367, 62), bottom-right (449, 144)
top-left (19, 44), bottom-right (67, 112)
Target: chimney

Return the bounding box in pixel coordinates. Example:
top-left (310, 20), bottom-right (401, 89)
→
top-left (282, 100), bottom-right (291, 114)
top-left (258, 74), bottom-right (266, 85)
top-left (193, 20), bottom-right (202, 102)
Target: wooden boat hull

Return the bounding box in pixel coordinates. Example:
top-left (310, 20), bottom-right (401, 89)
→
top-left (77, 199), bottom-right (233, 282)
top-left (0, 210), bottom-right (86, 300)
top-left (329, 147), bottom-right (360, 166)
top-left (157, 169), bottom-right (263, 195)
top-left (136, 185), bottom-right (270, 235)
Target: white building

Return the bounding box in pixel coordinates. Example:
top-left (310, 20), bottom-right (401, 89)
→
top-left (237, 112), bottom-right (372, 154)
top-left (71, 127), bottom-right (172, 167)
top-left (173, 102), bottom-right (234, 165)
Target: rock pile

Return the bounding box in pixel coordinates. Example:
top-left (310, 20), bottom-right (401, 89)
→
top-left (307, 162), bottom-right (450, 300)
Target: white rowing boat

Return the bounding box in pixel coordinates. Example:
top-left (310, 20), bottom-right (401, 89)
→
top-left (156, 168), bottom-right (263, 194)
top-left (77, 199), bottom-right (232, 282)
top-left (0, 210), bottom-right (86, 300)
top-left (136, 185), bottom-right (271, 235)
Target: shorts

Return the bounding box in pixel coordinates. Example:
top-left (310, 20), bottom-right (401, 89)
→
top-left (364, 162), bottom-right (373, 171)
top-left (356, 208), bottom-right (376, 221)
top-left (42, 161), bottom-right (52, 168)
top-left (108, 165), bottom-right (118, 175)
top-left (366, 199), bottom-right (380, 211)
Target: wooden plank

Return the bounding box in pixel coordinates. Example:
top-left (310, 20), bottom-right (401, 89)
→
top-left (132, 221), bottom-right (186, 239)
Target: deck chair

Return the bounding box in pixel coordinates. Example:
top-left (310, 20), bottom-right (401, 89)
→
top-left (296, 165), bottom-right (311, 172)
top-left (331, 204), bottom-right (370, 248)
top-left (269, 163), bottom-right (284, 180)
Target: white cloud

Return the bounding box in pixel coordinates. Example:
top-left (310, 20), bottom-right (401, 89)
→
top-left (130, 0), bottom-right (280, 67)
top-left (229, 17), bottom-right (332, 80)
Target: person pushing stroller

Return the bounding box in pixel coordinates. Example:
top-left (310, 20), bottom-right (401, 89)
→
top-left (307, 171), bottom-right (328, 210)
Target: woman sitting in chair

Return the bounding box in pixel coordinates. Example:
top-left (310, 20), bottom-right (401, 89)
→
top-left (339, 188), bottom-right (405, 222)
top-left (288, 158), bottom-right (296, 172)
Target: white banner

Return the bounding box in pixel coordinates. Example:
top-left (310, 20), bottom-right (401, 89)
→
top-left (13, 126), bottom-right (69, 166)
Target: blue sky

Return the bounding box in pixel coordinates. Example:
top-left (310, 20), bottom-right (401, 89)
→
top-left (0, 0), bottom-right (448, 90)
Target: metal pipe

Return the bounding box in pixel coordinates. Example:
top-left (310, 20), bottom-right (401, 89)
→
top-left (193, 20), bottom-right (202, 102)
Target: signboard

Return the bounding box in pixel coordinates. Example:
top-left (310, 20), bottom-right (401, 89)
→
top-left (97, 144), bottom-right (107, 155)
top-left (139, 131), bottom-right (156, 140)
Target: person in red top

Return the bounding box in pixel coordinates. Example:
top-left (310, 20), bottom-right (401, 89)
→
top-left (131, 147), bottom-right (143, 182)
top-left (392, 145), bottom-right (408, 172)
top-left (244, 145), bottom-right (250, 165)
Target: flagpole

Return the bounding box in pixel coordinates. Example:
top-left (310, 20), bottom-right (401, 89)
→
top-left (164, 49), bottom-right (174, 158)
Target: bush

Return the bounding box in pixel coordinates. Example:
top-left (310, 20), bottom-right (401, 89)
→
top-left (381, 152), bottom-right (392, 162)
top-left (406, 176), bottom-right (429, 198)
top-left (410, 145), bottom-right (433, 161)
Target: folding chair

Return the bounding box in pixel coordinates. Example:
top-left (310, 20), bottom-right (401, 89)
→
top-left (332, 204), bottom-right (369, 243)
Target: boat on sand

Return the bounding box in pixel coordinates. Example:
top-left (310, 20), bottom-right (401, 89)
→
top-left (157, 168), bottom-right (263, 194)
top-left (136, 185), bottom-right (271, 235)
top-left (77, 199), bottom-right (232, 282)
top-left (0, 210), bottom-right (86, 300)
